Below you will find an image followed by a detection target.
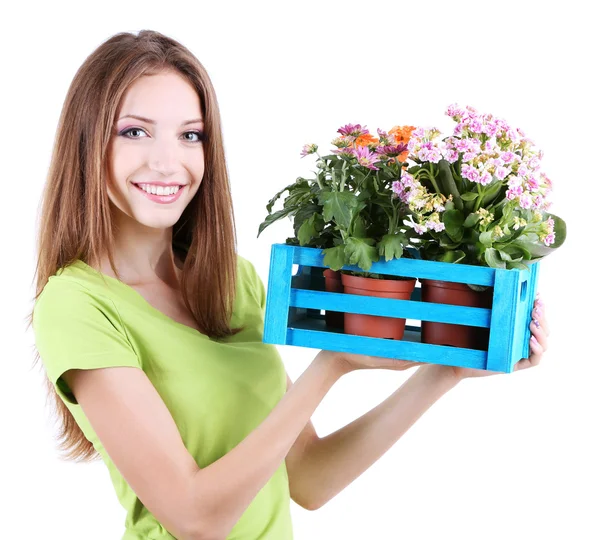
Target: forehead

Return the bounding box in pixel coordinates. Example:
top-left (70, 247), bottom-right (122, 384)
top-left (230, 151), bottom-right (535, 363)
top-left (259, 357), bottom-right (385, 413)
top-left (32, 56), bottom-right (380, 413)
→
top-left (118, 71), bottom-right (202, 120)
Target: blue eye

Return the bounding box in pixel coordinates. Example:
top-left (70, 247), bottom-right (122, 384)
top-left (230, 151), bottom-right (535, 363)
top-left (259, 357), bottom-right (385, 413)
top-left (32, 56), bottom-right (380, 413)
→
top-left (119, 127), bottom-right (205, 143)
top-left (183, 131), bottom-right (205, 143)
top-left (120, 127), bottom-right (147, 139)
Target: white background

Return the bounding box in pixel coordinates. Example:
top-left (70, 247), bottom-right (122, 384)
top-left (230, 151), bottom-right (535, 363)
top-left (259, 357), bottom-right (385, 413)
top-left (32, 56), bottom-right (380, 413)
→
top-left (2, 1), bottom-right (597, 539)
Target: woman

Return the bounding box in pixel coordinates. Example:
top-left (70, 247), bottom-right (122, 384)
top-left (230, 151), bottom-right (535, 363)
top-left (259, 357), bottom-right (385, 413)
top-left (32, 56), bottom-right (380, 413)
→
top-left (29, 30), bottom-right (549, 540)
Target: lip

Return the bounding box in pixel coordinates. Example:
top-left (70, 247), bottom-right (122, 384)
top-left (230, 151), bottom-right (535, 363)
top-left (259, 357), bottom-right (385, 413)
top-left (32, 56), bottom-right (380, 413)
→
top-left (133, 183), bottom-right (186, 204)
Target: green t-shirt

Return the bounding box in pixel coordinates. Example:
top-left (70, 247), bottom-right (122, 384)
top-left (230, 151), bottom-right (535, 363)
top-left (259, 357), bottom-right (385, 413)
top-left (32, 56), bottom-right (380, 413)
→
top-left (32, 255), bottom-right (293, 539)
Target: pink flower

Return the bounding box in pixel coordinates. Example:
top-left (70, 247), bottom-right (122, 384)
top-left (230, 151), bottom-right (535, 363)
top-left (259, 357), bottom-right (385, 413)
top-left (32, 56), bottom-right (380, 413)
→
top-left (332, 147), bottom-right (355, 157)
top-left (526, 177), bottom-right (540, 191)
top-left (479, 171), bottom-right (493, 185)
top-left (375, 143), bottom-right (408, 157)
top-left (337, 123), bottom-right (369, 138)
top-left (300, 143), bottom-right (318, 157)
top-left (446, 103), bottom-right (463, 118)
top-left (543, 232), bottom-right (555, 246)
top-left (445, 149), bottom-right (459, 163)
top-left (507, 186), bottom-right (524, 200)
top-left (462, 164), bottom-right (480, 183)
top-left (495, 166), bottom-right (510, 180)
top-left (500, 151), bottom-right (516, 163)
top-left (519, 192), bottom-right (533, 209)
top-left (353, 145), bottom-right (379, 170)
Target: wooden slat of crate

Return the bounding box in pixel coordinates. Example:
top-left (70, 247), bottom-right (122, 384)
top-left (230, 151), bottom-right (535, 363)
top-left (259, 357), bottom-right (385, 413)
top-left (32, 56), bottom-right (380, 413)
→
top-left (264, 243), bottom-right (539, 373)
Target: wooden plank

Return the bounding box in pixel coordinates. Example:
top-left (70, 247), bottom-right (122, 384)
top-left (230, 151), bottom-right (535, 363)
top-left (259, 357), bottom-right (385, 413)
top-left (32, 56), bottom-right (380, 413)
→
top-left (291, 245), bottom-right (496, 287)
top-left (286, 328), bottom-right (487, 370)
top-left (514, 263), bottom-right (540, 369)
top-left (487, 270), bottom-right (520, 372)
top-left (263, 244), bottom-right (294, 345)
top-left (289, 289), bottom-right (491, 327)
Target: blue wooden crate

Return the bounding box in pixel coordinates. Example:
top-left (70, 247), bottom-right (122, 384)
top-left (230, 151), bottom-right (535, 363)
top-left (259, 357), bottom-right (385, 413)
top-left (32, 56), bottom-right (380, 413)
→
top-left (263, 243), bottom-right (540, 373)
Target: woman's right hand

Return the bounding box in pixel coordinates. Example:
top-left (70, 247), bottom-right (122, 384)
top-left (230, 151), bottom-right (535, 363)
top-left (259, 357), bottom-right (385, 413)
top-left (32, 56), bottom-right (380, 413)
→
top-left (316, 349), bottom-right (423, 377)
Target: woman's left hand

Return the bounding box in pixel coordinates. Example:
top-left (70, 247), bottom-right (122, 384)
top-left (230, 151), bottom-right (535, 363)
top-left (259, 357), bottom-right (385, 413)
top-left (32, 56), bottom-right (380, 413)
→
top-left (450, 293), bottom-right (549, 380)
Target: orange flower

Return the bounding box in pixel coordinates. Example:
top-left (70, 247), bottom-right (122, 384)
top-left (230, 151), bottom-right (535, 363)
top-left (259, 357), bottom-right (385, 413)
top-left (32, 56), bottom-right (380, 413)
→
top-left (389, 125), bottom-right (415, 145)
top-left (354, 133), bottom-right (379, 147)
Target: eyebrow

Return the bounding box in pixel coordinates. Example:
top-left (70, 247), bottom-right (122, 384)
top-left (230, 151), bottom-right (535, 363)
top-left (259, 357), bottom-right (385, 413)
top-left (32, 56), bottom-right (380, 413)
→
top-left (117, 114), bottom-right (204, 126)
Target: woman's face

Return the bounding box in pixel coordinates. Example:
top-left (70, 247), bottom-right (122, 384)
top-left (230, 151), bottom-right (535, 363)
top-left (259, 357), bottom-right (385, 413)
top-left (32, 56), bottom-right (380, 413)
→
top-left (107, 70), bottom-right (205, 230)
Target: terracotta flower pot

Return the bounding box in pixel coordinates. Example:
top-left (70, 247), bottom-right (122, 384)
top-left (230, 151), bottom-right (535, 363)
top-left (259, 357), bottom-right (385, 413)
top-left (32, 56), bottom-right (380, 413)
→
top-left (341, 273), bottom-right (417, 340)
top-left (420, 279), bottom-right (493, 350)
top-left (323, 269), bottom-right (344, 330)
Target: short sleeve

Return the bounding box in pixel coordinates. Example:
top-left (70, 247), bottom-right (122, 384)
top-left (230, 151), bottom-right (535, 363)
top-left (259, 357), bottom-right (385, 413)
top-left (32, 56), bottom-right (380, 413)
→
top-left (32, 278), bottom-right (142, 406)
top-left (238, 255), bottom-right (267, 313)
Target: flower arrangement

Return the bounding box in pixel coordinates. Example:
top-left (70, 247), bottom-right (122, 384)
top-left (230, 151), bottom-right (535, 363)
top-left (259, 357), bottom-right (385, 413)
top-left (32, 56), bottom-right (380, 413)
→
top-left (392, 104), bottom-right (567, 269)
top-left (258, 123), bottom-right (418, 276)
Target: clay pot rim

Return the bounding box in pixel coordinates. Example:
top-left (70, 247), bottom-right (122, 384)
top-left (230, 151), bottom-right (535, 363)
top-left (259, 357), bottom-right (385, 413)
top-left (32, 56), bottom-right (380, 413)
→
top-left (341, 272), bottom-right (416, 292)
top-left (323, 268), bottom-right (341, 279)
top-left (420, 278), bottom-right (492, 293)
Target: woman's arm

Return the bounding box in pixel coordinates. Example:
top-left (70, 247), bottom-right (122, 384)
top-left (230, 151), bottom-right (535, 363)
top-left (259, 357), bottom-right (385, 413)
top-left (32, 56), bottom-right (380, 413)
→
top-left (285, 295), bottom-right (548, 510)
top-left (286, 363), bottom-right (459, 510)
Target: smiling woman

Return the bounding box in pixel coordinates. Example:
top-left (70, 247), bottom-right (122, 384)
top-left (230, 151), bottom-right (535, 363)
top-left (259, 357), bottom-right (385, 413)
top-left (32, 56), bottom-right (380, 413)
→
top-left (27, 30), bottom-right (300, 539)
top-left (27, 27), bottom-right (550, 540)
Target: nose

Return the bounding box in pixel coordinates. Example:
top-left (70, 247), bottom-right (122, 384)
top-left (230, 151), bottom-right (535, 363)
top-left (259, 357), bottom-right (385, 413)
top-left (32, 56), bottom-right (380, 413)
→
top-left (148, 138), bottom-right (179, 176)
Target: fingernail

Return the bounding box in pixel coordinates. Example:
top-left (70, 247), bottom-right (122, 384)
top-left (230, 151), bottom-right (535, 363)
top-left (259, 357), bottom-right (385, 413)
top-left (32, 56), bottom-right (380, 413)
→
top-left (533, 319), bottom-right (540, 328)
top-left (531, 334), bottom-right (538, 343)
top-left (534, 307), bottom-right (541, 316)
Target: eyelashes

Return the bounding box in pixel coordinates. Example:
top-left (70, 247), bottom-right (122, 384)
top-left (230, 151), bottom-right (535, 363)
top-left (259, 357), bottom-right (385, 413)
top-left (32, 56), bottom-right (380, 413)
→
top-left (118, 127), bottom-right (205, 143)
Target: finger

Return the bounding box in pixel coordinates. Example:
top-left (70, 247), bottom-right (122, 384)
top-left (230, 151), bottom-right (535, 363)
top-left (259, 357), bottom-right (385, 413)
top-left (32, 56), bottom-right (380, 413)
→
top-left (514, 329), bottom-right (545, 371)
top-left (528, 333), bottom-right (544, 365)
top-left (533, 298), bottom-right (550, 337)
top-left (530, 318), bottom-right (548, 352)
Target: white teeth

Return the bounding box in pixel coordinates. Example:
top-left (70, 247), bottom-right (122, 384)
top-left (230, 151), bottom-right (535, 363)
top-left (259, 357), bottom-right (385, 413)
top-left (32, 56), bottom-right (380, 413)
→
top-left (138, 184), bottom-right (181, 196)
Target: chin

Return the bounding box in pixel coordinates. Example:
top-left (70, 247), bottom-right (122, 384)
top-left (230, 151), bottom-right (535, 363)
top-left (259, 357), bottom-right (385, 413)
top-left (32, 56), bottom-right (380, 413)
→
top-left (133, 212), bottom-right (183, 230)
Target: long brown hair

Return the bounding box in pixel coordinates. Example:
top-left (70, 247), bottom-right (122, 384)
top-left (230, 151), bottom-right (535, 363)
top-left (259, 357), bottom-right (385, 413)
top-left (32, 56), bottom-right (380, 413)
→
top-left (27, 30), bottom-right (244, 462)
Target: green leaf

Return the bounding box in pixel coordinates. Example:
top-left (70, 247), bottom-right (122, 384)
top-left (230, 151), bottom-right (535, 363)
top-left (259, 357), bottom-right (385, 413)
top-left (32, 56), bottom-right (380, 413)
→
top-left (481, 180), bottom-right (504, 206)
top-left (297, 213), bottom-right (323, 246)
top-left (283, 182), bottom-right (311, 208)
top-left (460, 192), bottom-right (479, 201)
top-left (437, 250), bottom-right (466, 263)
top-left (506, 261), bottom-right (530, 271)
top-left (293, 204), bottom-right (321, 237)
top-left (344, 237), bottom-right (378, 272)
top-left (377, 234), bottom-right (405, 262)
top-left (265, 184), bottom-right (291, 213)
top-left (443, 209), bottom-right (464, 242)
top-left (438, 159), bottom-right (463, 210)
top-left (257, 206), bottom-right (296, 237)
top-left (511, 213), bottom-right (567, 259)
top-left (479, 230), bottom-right (494, 247)
top-left (484, 248), bottom-right (506, 269)
top-left (463, 212), bottom-right (481, 228)
top-left (322, 245), bottom-right (346, 271)
top-left (318, 191), bottom-right (358, 229)
top-left (351, 213), bottom-right (368, 238)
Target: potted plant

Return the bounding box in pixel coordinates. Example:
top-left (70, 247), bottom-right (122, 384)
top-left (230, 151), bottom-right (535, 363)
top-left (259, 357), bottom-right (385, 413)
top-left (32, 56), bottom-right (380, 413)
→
top-left (393, 104), bottom-right (567, 349)
top-left (257, 143), bottom-right (344, 327)
top-left (259, 123), bottom-right (421, 340)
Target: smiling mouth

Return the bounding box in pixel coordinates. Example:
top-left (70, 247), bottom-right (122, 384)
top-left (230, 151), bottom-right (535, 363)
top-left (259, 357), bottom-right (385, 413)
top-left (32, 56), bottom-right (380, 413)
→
top-left (133, 183), bottom-right (186, 194)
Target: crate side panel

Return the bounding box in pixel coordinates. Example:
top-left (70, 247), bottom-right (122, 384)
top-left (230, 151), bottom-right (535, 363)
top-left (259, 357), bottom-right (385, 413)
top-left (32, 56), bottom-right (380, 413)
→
top-left (289, 289), bottom-right (492, 327)
top-left (514, 262), bottom-right (540, 369)
top-left (290, 245), bottom-right (496, 286)
top-left (286, 328), bottom-right (487, 369)
top-left (487, 270), bottom-right (521, 372)
top-left (264, 244), bottom-right (294, 345)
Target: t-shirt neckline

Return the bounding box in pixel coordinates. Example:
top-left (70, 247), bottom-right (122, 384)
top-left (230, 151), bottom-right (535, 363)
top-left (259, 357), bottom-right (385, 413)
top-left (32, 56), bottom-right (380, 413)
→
top-left (69, 259), bottom-right (210, 339)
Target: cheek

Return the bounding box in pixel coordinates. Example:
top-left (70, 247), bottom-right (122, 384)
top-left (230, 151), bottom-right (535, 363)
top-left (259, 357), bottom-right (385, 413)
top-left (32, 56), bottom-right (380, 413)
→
top-left (110, 145), bottom-right (137, 184)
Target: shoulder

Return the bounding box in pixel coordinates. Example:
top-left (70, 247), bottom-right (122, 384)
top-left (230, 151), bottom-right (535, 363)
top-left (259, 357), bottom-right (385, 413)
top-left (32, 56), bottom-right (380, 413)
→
top-left (235, 253), bottom-right (266, 306)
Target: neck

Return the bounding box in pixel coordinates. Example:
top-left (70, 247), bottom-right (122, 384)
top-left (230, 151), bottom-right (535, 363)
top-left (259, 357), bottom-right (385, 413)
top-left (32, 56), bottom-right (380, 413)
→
top-left (99, 209), bottom-right (183, 288)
